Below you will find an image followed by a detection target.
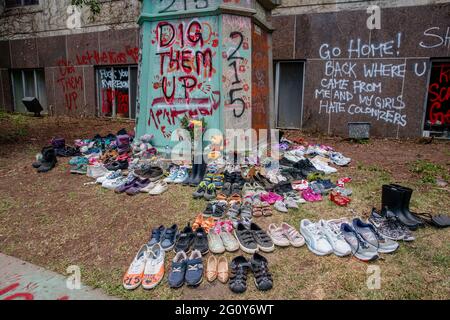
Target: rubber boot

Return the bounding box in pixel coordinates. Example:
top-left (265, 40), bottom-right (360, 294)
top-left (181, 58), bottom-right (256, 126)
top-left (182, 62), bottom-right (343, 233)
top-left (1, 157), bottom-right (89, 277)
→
top-left (389, 184), bottom-right (425, 226)
top-left (183, 163), bottom-right (197, 186)
top-left (190, 162), bottom-right (207, 186)
top-left (381, 185), bottom-right (419, 230)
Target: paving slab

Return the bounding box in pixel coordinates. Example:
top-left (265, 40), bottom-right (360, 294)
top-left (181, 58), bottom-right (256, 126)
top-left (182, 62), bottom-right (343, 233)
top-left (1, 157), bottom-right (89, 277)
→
top-left (0, 253), bottom-right (117, 300)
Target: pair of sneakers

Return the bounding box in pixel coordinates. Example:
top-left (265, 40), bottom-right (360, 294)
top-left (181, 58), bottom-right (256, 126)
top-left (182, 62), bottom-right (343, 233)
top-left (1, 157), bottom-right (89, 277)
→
top-left (148, 225), bottom-right (178, 251)
top-left (164, 166), bottom-right (189, 184)
top-left (169, 250), bottom-right (203, 288)
top-left (193, 181), bottom-right (216, 200)
top-left (174, 224), bottom-right (209, 255)
top-left (123, 243), bottom-right (165, 290)
top-left (207, 225), bottom-right (239, 254)
top-left (300, 219), bottom-right (352, 257)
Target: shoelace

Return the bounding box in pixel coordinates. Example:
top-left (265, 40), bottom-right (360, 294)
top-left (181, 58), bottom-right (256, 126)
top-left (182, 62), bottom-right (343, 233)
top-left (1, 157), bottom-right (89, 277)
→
top-left (172, 266), bottom-right (182, 273)
top-left (188, 264), bottom-right (199, 271)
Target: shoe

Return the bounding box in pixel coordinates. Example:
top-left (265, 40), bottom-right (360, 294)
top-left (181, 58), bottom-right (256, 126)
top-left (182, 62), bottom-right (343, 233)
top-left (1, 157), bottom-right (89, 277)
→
top-left (280, 223), bottom-right (305, 247)
top-left (204, 183), bottom-right (216, 201)
top-left (284, 197), bottom-right (299, 209)
top-left (250, 253), bottom-right (273, 291)
top-left (206, 255), bottom-right (218, 282)
top-left (381, 185), bottom-right (421, 230)
top-left (164, 166), bottom-right (179, 183)
top-left (318, 220), bottom-right (352, 256)
top-left (330, 152), bottom-right (351, 166)
top-left (114, 176), bottom-right (138, 193)
top-left (36, 146), bottom-right (58, 173)
top-left (140, 181), bottom-right (156, 193)
top-left (148, 181), bottom-right (168, 195)
top-left (217, 256), bottom-right (229, 284)
top-left (102, 176), bottom-right (128, 190)
top-left (250, 223), bottom-right (275, 253)
top-left (369, 208), bottom-right (415, 241)
top-left (125, 178), bottom-right (151, 196)
top-left (219, 227), bottom-right (239, 252)
top-left (229, 256), bottom-right (250, 294)
top-left (135, 166), bottom-right (164, 182)
top-left (87, 164), bottom-right (109, 179)
top-left (160, 224), bottom-right (178, 251)
top-left (234, 222), bottom-right (258, 254)
top-left (96, 170), bottom-right (121, 184)
top-left (389, 184), bottom-right (425, 226)
top-left (70, 163), bottom-right (88, 175)
top-left (185, 250), bottom-right (203, 286)
top-left (207, 228), bottom-right (225, 254)
top-left (148, 225), bottom-right (165, 246)
top-left (142, 243), bottom-right (165, 290)
top-left (190, 162), bottom-right (207, 186)
top-left (300, 219), bottom-right (333, 256)
top-left (352, 218), bottom-right (399, 254)
top-left (274, 200), bottom-right (288, 213)
top-left (193, 227), bottom-right (209, 255)
top-left (193, 181), bottom-right (207, 199)
top-left (175, 223), bottom-right (194, 253)
top-left (340, 223), bottom-right (379, 261)
top-left (105, 160), bottom-right (129, 171)
top-left (173, 167), bottom-right (189, 184)
top-left (123, 244), bottom-right (148, 290)
top-left (268, 224), bottom-right (290, 247)
top-left (168, 251), bottom-right (187, 288)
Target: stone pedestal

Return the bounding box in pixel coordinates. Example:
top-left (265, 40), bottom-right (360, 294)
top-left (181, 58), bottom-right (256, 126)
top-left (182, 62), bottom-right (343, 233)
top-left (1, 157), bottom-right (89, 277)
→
top-left (135, 0), bottom-right (277, 149)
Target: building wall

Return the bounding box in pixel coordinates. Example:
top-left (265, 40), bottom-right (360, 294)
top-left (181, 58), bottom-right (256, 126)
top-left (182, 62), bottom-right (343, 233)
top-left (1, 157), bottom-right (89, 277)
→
top-left (272, 2), bottom-right (450, 137)
top-left (0, 0), bottom-right (141, 115)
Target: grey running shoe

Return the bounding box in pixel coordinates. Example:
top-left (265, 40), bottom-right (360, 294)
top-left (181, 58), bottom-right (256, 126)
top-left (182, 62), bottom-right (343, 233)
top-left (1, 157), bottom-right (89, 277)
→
top-left (352, 218), bottom-right (399, 254)
top-left (341, 223), bottom-right (379, 262)
top-left (369, 209), bottom-right (415, 242)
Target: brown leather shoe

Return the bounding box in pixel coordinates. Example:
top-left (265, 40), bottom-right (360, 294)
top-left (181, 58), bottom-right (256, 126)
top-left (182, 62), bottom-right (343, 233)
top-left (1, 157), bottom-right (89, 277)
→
top-left (217, 256), bottom-right (229, 284)
top-left (206, 255), bottom-right (218, 282)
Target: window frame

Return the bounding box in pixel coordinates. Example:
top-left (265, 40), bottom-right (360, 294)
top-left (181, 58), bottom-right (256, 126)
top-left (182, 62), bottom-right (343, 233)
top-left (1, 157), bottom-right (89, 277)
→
top-left (95, 65), bottom-right (137, 120)
top-left (5, 0), bottom-right (40, 9)
top-left (10, 68), bottom-right (46, 113)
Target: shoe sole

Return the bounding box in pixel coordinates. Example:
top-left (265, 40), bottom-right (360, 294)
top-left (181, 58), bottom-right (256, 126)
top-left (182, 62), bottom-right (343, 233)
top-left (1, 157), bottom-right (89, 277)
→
top-left (353, 252), bottom-right (379, 262)
top-left (142, 278), bottom-right (163, 290)
top-left (258, 244), bottom-right (275, 253)
top-left (162, 243), bottom-right (175, 252)
top-left (186, 276), bottom-right (203, 287)
top-left (305, 241), bottom-right (332, 256)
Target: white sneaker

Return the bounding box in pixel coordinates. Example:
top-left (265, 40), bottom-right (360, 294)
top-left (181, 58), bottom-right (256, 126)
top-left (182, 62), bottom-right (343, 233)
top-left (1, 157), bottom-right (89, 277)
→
top-left (163, 167), bottom-right (179, 183)
top-left (284, 197), bottom-right (299, 209)
top-left (300, 219), bottom-right (333, 256)
top-left (142, 244), bottom-right (165, 290)
top-left (274, 200), bottom-right (288, 213)
top-left (140, 182), bottom-right (156, 193)
top-left (87, 164), bottom-right (109, 179)
top-left (310, 157), bottom-right (337, 174)
top-left (96, 170), bottom-right (122, 184)
top-left (149, 181), bottom-right (168, 195)
top-left (318, 220), bottom-right (352, 257)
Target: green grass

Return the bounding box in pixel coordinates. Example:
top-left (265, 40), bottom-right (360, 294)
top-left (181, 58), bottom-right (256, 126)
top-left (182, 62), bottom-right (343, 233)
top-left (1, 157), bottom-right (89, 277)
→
top-left (409, 160), bottom-right (449, 184)
top-left (0, 111), bottom-right (30, 142)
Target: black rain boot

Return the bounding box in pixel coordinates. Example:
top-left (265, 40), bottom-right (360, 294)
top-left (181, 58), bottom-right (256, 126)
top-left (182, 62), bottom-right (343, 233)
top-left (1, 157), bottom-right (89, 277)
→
top-left (190, 161), bottom-right (207, 186)
top-left (37, 146), bottom-right (57, 173)
top-left (389, 184), bottom-right (425, 226)
top-left (183, 163), bottom-right (197, 186)
top-left (381, 185), bottom-right (419, 230)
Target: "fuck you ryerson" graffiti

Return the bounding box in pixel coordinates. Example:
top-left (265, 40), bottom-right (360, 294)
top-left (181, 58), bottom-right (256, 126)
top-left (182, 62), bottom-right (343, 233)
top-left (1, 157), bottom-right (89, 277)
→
top-left (149, 18), bottom-right (220, 138)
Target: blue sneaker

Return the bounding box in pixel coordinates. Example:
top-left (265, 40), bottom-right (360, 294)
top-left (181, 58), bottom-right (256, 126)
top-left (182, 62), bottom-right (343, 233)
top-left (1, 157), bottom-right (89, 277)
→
top-left (160, 224), bottom-right (178, 251)
top-left (164, 166), bottom-right (179, 183)
top-left (185, 250), bottom-right (203, 286)
top-left (173, 167), bottom-right (189, 184)
top-left (168, 251), bottom-right (187, 288)
top-left (352, 218), bottom-right (399, 254)
top-left (69, 156), bottom-right (89, 166)
top-left (148, 225), bottom-right (165, 246)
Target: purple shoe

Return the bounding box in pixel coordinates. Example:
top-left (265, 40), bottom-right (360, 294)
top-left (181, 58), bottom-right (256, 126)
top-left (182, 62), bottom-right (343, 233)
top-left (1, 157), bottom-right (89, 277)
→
top-left (115, 176), bottom-right (138, 193)
top-left (125, 178), bottom-right (151, 196)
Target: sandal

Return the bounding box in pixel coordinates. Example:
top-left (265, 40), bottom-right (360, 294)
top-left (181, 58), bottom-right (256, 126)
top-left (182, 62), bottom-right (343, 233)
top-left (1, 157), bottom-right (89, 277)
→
top-left (240, 203), bottom-right (253, 220)
top-left (229, 256), bottom-right (251, 294)
top-left (261, 202), bottom-right (273, 217)
top-left (250, 252), bottom-right (273, 291)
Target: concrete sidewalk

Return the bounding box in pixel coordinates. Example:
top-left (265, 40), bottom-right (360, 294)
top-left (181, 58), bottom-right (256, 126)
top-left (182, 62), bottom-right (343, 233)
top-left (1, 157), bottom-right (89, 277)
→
top-left (0, 253), bottom-right (117, 300)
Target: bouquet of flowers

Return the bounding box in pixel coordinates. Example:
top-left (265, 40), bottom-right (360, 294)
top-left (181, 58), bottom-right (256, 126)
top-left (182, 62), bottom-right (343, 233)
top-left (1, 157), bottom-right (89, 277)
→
top-left (180, 115), bottom-right (207, 140)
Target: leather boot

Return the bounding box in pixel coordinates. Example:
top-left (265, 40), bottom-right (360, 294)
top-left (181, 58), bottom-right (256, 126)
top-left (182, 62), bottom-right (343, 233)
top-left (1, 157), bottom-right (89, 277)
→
top-left (389, 184), bottom-right (425, 226)
top-left (381, 185), bottom-right (420, 230)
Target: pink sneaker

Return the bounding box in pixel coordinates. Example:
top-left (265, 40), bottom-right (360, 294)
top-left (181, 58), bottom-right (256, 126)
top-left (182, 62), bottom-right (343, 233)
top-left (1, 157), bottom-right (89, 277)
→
top-left (261, 192), bottom-right (283, 205)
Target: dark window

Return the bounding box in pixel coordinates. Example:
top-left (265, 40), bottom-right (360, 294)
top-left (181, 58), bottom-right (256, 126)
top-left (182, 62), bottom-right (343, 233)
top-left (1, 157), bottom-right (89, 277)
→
top-left (5, 0), bottom-right (39, 8)
top-left (275, 61), bottom-right (305, 129)
top-left (424, 60), bottom-right (450, 137)
top-left (96, 66), bottom-right (138, 119)
top-left (11, 69), bottom-right (47, 113)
